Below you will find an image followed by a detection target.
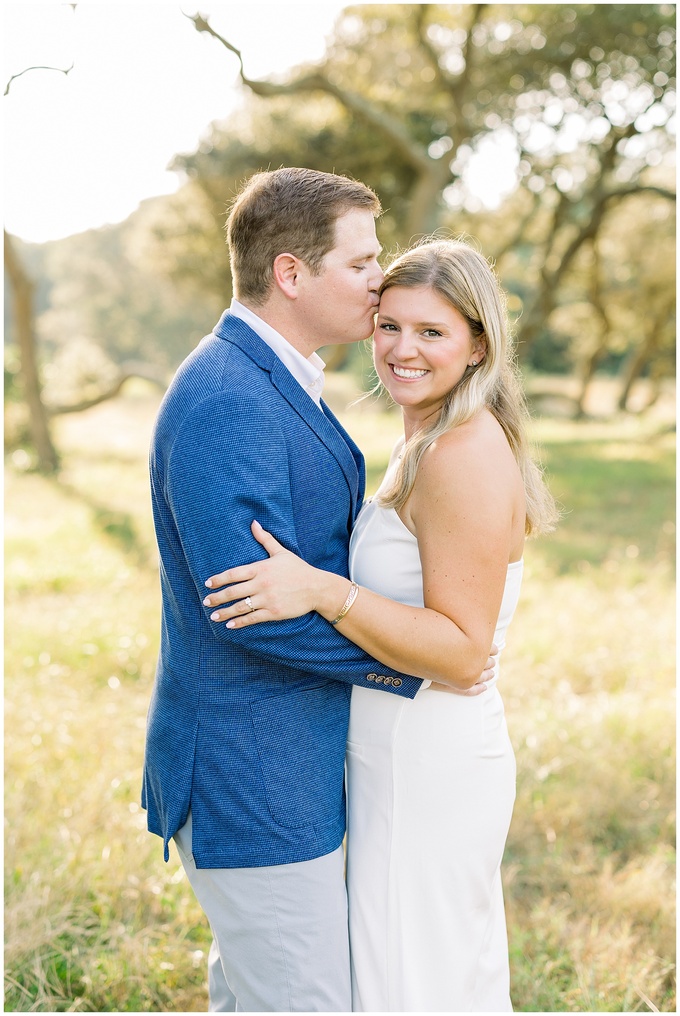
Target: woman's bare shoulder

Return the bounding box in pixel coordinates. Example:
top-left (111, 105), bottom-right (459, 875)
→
top-left (412, 412), bottom-right (525, 557)
top-left (420, 411), bottom-right (513, 483)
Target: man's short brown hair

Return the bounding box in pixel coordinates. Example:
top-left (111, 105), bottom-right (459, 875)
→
top-left (226, 167), bottom-right (381, 305)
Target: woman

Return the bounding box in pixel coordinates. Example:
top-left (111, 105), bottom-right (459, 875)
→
top-left (203, 239), bottom-right (557, 1011)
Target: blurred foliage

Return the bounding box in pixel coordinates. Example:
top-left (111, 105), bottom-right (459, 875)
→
top-left (173, 2), bottom-right (675, 373)
top-left (4, 3), bottom-right (676, 428)
top-left (37, 199), bottom-right (224, 372)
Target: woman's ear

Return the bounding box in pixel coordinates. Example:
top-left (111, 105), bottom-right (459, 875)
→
top-left (272, 253), bottom-right (301, 299)
top-left (469, 336), bottom-right (487, 367)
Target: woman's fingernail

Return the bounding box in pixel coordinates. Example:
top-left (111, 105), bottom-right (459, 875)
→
top-left (226, 621), bottom-right (235, 629)
top-left (203, 597), bottom-right (211, 606)
top-left (204, 579), bottom-right (213, 588)
top-left (210, 612), bottom-right (220, 621)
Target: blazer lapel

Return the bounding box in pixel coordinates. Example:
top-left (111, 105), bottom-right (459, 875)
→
top-left (269, 358), bottom-right (364, 514)
top-left (319, 400), bottom-right (366, 522)
top-left (213, 312), bottom-right (365, 515)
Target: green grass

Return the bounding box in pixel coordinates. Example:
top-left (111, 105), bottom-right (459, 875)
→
top-left (5, 380), bottom-right (675, 1011)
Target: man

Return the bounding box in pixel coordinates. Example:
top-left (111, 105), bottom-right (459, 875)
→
top-left (142, 168), bottom-right (425, 1012)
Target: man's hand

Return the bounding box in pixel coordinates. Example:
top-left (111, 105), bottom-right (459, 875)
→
top-left (430, 643), bottom-right (499, 696)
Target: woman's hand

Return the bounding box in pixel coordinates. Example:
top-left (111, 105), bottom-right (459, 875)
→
top-left (429, 644), bottom-right (498, 696)
top-left (202, 521), bottom-right (345, 629)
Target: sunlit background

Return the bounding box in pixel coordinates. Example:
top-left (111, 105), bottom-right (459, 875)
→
top-left (4, 3), bottom-right (347, 241)
top-left (4, 3), bottom-right (676, 1013)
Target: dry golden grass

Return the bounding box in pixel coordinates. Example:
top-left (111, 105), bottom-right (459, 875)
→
top-left (5, 377), bottom-right (675, 1011)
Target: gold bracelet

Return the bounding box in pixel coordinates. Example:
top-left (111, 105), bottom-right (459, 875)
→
top-left (330, 582), bottom-right (359, 625)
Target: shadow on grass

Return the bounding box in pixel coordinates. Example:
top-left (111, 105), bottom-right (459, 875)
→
top-left (55, 478), bottom-right (155, 569)
top-left (535, 433), bottom-right (675, 575)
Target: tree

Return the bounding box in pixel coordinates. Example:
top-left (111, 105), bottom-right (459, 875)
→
top-left (177, 3), bottom-right (674, 373)
top-left (4, 230), bottom-right (60, 472)
top-left (4, 52), bottom-right (73, 472)
top-left (4, 41), bottom-right (73, 470)
top-left (38, 198), bottom-right (223, 374)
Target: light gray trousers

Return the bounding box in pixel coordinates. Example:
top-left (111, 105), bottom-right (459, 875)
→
top-left (174, 814), bottom-right (351, 1012)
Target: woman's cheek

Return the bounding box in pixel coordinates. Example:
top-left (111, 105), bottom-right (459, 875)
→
top-left (372, 334), bottom-right (390, 375)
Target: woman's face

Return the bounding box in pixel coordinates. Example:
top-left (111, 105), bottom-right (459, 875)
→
top-left (373, 284), bottom-right (485, 429)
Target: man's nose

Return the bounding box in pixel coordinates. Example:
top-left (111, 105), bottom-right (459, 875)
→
top-left (369, 262), bottom-right (384, 290)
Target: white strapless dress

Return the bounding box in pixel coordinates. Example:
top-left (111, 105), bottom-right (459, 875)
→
top-left (346, 482), bottom-right (522, 1012)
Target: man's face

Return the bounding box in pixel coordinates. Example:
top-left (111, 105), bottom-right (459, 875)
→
top-left (296, 207), bottom-right (383, 350)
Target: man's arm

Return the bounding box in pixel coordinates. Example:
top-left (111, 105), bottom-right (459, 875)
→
top-left (163, 393), bottom-right (422, 696)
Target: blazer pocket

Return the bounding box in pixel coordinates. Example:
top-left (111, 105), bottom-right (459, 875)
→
top-left (250, 682), bottom-right (349, 830)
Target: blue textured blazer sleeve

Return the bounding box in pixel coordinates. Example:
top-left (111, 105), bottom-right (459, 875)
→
top-left (163, 388), bottom-right (421, 693)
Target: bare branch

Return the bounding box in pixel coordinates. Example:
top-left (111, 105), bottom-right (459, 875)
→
top-left (603, 184), bottom-right (676, 204)
top-left (456, 5), bottom-right (487, 104)
top-left (47, 361), bottom-right (169, 416)
top-left (414, 3), bottom-right (487, 128)
top-left (414, 5), bottom-right (460, 93)
top-left (492, 190), bottom-right (543, 265)
top-left (4, 62), bottom-right (74, 97)
top-left (188, 12), bottom-right (432, 173)
top-left (186, 12), bottom-right (246, 76)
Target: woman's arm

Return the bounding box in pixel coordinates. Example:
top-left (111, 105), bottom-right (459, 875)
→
top-left (205, 416), bottom-right (523, 688)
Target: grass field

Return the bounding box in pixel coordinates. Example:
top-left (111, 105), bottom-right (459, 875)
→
top-left (5, 376), bottom-right (676, 1012)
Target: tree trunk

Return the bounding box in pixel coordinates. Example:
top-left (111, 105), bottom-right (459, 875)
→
top-left (4, 231), bottom-right (60, 473)
top-left (574, 238), bottom-right (611, 417)
top-left (617, 328), bottom-right (660, 412)
top-left (574, 344), bottom-right (607, 418)
top-left (404, 161), bottom-right (453, 241)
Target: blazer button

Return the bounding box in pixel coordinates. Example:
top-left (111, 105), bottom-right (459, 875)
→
top-left (392, 678), bottom-right (403, 688)
top-left (375, 675), bottom-right (384, 684)
top-left (366, 673), bottom-right (377, 682)
top-left (383, 676), bottom-right (393, 686)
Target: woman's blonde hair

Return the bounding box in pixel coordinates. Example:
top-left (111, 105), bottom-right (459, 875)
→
top-left (376, 239), bottom-right (558, 536)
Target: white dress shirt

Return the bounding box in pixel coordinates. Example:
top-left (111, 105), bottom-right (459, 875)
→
top-left (230, 298), bottom-right (326, 407)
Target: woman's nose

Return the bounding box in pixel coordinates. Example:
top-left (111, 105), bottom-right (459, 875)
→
top-left (393, 330), bottom-right (418, 359)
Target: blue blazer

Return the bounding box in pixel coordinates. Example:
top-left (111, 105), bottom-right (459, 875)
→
top-left (142, 312), bottom-right (421, 868)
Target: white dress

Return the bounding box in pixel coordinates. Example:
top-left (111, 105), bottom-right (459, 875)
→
top-left (346, 465), bottom-right (522, 1013)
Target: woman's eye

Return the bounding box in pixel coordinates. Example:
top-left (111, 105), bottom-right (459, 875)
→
top-left (378, 322), bottom-right (398, 332)
top-left (423, 329), bottom-right (443, 338)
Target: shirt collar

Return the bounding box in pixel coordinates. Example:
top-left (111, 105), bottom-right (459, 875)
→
top-left (230, 299), bottom-right (325, 406)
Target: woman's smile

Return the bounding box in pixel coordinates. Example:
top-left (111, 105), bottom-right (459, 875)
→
top-left (389, 364), bottom-right (430, 380)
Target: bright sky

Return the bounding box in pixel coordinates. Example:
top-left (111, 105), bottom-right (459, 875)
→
top-left (3, 2), bottom-right (347, 242)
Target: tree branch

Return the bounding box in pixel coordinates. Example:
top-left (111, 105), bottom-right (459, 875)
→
top-left (185, 12), bottom-right (246, 74)
top-left (187, 12), bottom-right (432, 173)
top-left (4, 62), bottom-right (74, 97)
top-left (603, 184), bottom-right (676, 204)
top-left (414, 5), bottom-right (459, 93)
top-left (453, 4), bottom-right (487, 106)
top-left (414, 3), bottom-right (487, 140)
top-left (492, 190), bottom-right (543, 265)
top-left (47, 361), bottom-right (169, 416)
top-left (561, 181), bottom-right (676, 281)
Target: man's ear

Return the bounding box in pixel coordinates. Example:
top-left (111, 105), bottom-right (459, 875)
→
top-left (272, 253), bottom-right (301, 299)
